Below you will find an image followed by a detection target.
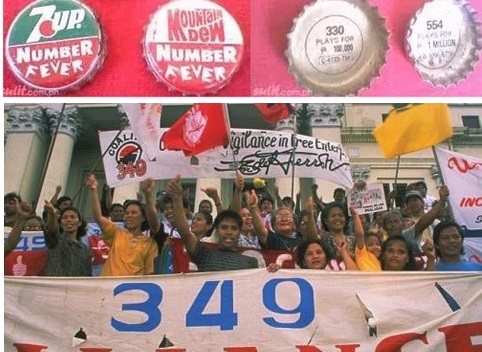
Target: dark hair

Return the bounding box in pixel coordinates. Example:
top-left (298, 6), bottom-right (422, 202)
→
top-left (110, 203), bottom-right (124, 211)
top-left (414, 181), bottom-right (427, 190)
top-left (199, 199), bottom-right (213, 211)
top-left (321, 202), bottom-right (349, 232)
top-left (4, 192), bottom-right (22, 203)
top-left (208, 209), bottom-right (242, 237)
top-left (25, 215), bottom-right (46, 233)
top-left (260, 197), bottom-right (274, 206)
top-left (195, 210), bottom-right (213, 225)
top-left (123, 200), bottom-right (149, 232)
top-left (162, 194), bottom-right (189, 208)
top-left (296, 239), bottom-right (334, 268)
top-left (59, 206), bottom-right (87, 239)
top-left (281, 196), bottom-right (295, 209)
top-left (56, 196), bottom-right (72, 206)
top-left (433, 220), bottom-right (465, 258)
top-left (381, 235), bottom-right (417, 271)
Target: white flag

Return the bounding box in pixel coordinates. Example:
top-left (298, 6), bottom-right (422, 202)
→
top-left (122, 103), bottom-right (162, 160)
top-left (435, 147), bottom-right (482, 231)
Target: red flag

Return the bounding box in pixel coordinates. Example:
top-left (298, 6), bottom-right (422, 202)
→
top-left (162, 104), bottom-right (228, 156)
top-left (254, 103), bottom-right (293, 124)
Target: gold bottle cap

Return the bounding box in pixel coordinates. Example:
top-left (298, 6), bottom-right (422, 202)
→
top-left (285, 0), bottom-right (389, 96)
top-left (406, 0), bottom-right (482, 87)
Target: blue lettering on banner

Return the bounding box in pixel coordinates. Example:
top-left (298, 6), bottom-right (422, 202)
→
top-left (111, 283), bottom-right (162, 332)
top-left (186, 280), bottom-right (238, 331)
top-left (262, 278), bottom-right (314, 328)
top-left (110, 279), bottom-right (317, 333)
top-left (6, 234), bottom-right (46, 251)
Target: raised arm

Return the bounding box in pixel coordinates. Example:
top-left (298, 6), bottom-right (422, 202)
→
top-left (4, 201), bottom-right (31, 256)
top-left (350, 206), bottom-right (365, 250)
top-left (43, 200), bottom-right (60, 248)
top-left (101, 184), bottom-right (113, 217)
top-left (49, 185), bottom-right (62, 207)
top-left (414, 185), bottom-right (449, 237)
top-left (140, 178), bottom-right (161, 234)
top-left (231, 171), bottom-right (244, 213)
top-left (311, 184), bottom-right (325, 213)
top-left (201, 186), bottom-right (223, 214)
top-left (166, 175), bottom-right (198, 256)
top-left (337, 241), bottom-right (359, 270)
top-left (247, 190), bottom-right (268, 245)
top-left (274, 185), bottom-right (283, 209)
top-left (304, 196), bottom-right (319, 241)
top-left (86, 174), bottom-right (111, 231)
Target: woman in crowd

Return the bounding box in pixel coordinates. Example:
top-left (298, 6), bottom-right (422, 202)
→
top-left (43, 200), bottom-right (92, 276)
top-left (380, 235), bottom-right (419, 271)
top-left (296, 239), bottom-right (358, 270)
top-left (320, 202), bottom-right (357, 260)
top-left (86, 174), bottom-right (158, 276)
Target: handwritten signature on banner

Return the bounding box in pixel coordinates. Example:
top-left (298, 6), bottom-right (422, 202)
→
top-left (215, 148), bottom-right (350, 175)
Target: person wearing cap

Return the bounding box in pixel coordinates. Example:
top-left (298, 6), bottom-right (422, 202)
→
top-left (413, 181), bottom-right (438, 213)
top-left (433, 221), bottom-right (482, 271)
top-left (383, 186), bottom-right (449, 270)
top-left (404, 188), bottom-right (442, 245)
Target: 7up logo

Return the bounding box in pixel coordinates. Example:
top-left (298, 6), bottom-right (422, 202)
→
top-left (27, 5), bottom-right (85, 43)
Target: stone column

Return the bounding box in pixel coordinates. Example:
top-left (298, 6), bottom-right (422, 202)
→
top-left (310, 104), bottom-right (345, 200)
top-left (35, 106), bottom-right (82, 214)
top-left (5, 106), bottom-right (49, 204)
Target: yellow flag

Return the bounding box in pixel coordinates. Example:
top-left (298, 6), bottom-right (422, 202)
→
top-left (373, 103), bottom-right (453, 158)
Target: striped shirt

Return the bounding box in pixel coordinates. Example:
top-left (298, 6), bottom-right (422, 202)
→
top-left (191, 242), bottom-right (258, 272)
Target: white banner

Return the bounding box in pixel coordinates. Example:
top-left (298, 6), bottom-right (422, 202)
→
top-left (347, 183), bottom-right (387, 215)
top-left (122, 103), bottom-right (163, 160)
top-left (100, 129), bottom-right (353, 189)
top-left (435, 148), bottom-right (482, 234)
top-left (4, 271), bottom-right (482, 352)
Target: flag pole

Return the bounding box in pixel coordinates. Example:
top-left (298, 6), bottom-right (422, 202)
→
top-left (290, 109), bottom-right (298, 204)
top-left (431, 145), bottom-right (455, 221)
top-left (71, 117), bottom-right (130, 204)
top-left (391, 155), bottom-right (401, 209)
top-left (222, 103), bottom-right (238, 170)
top-left (33, 103), bottom-right (66, 211)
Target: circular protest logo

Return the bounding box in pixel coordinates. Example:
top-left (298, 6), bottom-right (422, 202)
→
top-left (143, 0), bottom-right (244, 95)
top-left (5, 0), bottom-right (105, 92)
top-left (116, 142), bottom-right (143, 165)
top-left (114, 141), bottom-right (147, 181)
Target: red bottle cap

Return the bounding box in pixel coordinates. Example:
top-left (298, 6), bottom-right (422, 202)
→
top-left (5, 0), bottom-right (105, 92)
top-left (143, 0), bottom-right (244, 96)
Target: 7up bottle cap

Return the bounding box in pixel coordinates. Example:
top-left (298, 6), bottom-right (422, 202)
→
top-left (143, 0), bottom-right (244, 96)
top-left (405, 0), bottom-right (481, 87)
top-left (285, 0), bottom-right (389, 96)
top-left (5, 0), bottom-right (105, 92)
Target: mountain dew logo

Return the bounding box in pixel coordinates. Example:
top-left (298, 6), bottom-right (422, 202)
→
top-left (5, 0), bottom-right (104, 91)
top-left (26, 5), bottom-right (86, 43)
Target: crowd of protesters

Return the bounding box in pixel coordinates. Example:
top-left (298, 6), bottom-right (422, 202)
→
top-left (4, 175), bottom-right (482, 276)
